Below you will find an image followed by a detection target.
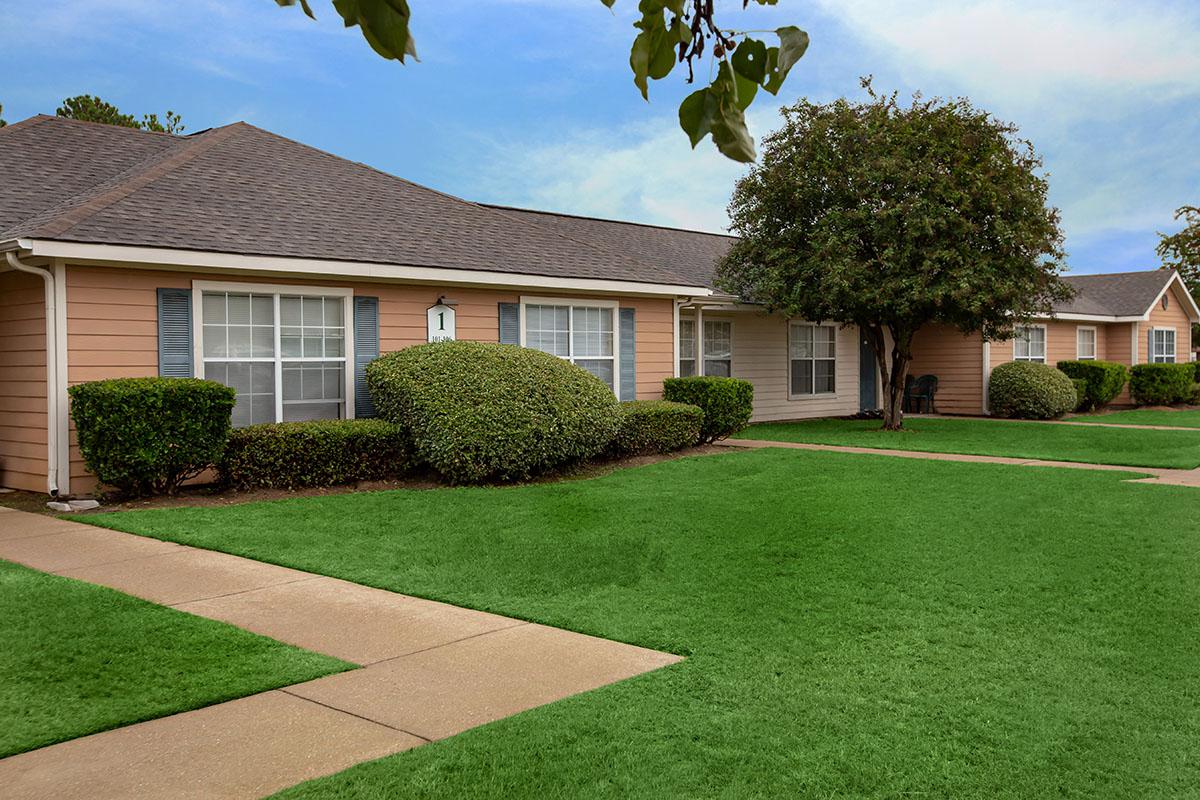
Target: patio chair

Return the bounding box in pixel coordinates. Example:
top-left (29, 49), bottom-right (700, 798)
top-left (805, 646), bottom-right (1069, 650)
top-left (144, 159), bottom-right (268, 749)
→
top-left (904, 374), bottom-right (938, 414)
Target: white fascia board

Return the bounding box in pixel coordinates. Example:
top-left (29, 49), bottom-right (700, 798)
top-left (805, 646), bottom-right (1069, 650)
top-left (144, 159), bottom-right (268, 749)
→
top-left (1035, 312), bottom-right (1147, 323)
top-left (17, 239), bottom-right (714, 299)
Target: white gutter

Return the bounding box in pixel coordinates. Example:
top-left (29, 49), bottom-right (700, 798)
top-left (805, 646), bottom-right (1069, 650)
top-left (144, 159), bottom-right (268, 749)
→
top-left (4, 251), bottom-right (60, 496)
top-left (13, 239), bottom-right (715, 300)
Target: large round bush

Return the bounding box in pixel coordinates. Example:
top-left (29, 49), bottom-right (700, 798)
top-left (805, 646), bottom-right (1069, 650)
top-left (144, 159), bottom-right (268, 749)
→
top-left (366, 341), bottom-right (620, 484)
top-left (988, 361), bottom-right (1077, 419)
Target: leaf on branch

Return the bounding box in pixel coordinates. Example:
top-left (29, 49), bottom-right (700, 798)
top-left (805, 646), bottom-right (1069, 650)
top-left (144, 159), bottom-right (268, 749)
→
top-left (680, 62), bottom-right (756, 162)
top-left (275, 0), bottom-right (315, 19)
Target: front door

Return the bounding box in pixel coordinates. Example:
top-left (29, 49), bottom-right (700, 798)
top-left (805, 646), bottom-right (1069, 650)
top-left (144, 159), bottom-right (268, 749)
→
top-left (859, 334), bottom-right (878, 411)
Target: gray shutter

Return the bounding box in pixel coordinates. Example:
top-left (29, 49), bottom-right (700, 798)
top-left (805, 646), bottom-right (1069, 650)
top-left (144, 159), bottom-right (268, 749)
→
top-left (498, 302), bottom-right (520, 345)
top-left (354, 296), bottom-right (380, 418)
top-left (1148, 328), bottom-right (1154, 364)
top-left (157, 288), bottom-right (193, 377)
top-left (619, 307), bottom-right (637, 401)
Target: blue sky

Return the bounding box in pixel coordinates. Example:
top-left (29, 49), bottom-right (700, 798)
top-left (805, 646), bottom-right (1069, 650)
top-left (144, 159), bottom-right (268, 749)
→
top-left (1, 0), bottom-right (1197, 274)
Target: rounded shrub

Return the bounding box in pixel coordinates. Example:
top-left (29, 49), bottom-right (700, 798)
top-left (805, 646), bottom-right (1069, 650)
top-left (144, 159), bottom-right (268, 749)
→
top-left (1130, 363), bottom-right (1195, 406)
top-left (1056, 359), bottom-right (1128, 411)
top-left (366, 340), bottom-right (620, 484)
top-left (662, 376), bottom-right (754, 443)
top-left (987, 361), bottom-right (1077, 419)
top-left (68, 377), bottom-right (235, 496)
top-left (220, 419), bottom-right (410, 490)
top-left (609, 400), bottom-right (704, 457)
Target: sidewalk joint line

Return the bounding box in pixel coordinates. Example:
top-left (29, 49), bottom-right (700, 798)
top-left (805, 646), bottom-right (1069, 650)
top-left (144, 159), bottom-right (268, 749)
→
top-left (280, 689), bottom-right (433, 742)
top-left (165, 575), bottom-right (325, 608)
top-left (362, 620), bottom-right (532, 667)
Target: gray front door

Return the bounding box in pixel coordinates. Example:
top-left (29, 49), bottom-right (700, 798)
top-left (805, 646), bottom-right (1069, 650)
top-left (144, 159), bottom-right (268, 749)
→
top-left (859, 334), bottom-right (878, 411)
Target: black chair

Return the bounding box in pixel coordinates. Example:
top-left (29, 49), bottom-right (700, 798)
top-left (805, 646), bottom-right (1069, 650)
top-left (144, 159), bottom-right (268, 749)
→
top-left (904, 374), bottom-right (938, 413)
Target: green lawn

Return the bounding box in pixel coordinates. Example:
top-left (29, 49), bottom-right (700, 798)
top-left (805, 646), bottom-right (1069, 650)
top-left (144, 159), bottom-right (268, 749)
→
top-left (85, 449), bottom-right (1200, 799)
top-left (0, 560), bottom-right (351, 757)
top-left (1073, 409), bottom-right (1200, 428)
top-left (732, 416), bottom-right (1200, 468)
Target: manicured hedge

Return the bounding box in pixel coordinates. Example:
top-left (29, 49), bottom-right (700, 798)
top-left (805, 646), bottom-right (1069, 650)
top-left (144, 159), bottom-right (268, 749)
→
top-left (366, 341), bottom-right (620, 484)
top-left (69, 378), bottom-right (235, 496)
top-left (609, 400), bottom-right (704, 457)
top-left (1130, 363), bottom-right (1195, 406)
top-left (1056, 359), bottom-right (1129, 411)
top-left (220, 419), bottom-right (410, 490)
top-left (987, 361), bottom-right (1077, 420)
top-left (1070, 377), bottom-right (1088, 411)
top-left (662, 376), bottom-right (754, 443)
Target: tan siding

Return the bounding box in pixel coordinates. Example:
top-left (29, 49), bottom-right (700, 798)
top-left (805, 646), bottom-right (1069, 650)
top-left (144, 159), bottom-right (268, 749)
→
top-left (0, 270), bottom-right (48, 491)
top-left (909, 325), bottom-right (985, 415)
top-left (63, 264), bottom-right (677, 489)
top-left (683, 310), bottom-right (861, 422)
top-left (1139, 282), bottom-right (1193, 364)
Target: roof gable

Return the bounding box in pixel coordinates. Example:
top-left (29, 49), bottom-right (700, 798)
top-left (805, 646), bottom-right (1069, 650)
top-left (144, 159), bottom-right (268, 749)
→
top-left (1056, 269), bottom-right (1187, 318)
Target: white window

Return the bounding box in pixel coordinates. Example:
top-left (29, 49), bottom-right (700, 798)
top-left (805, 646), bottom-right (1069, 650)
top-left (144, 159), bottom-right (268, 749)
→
top-left (789, 322), bottom-right (837, 395)
top-left (679, 319), bottom-right (696, 377)
top-left (678, 318), bottom-right (732, 377)
top-left (196, 283), bottom-right (352, 428)
top-left (1152, 328), bottom-right (1177, 363)
top-left (1013, 325), bottom-right (1046, 363)
top-left (1076, 327), bottom-right (1096, 360)
top-left (521, 299), bottom-right (617, 391)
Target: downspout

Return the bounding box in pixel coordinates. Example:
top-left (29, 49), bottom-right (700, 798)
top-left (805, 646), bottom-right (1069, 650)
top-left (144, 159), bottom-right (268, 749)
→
top-left (5, 251), bottom-right (60, 496)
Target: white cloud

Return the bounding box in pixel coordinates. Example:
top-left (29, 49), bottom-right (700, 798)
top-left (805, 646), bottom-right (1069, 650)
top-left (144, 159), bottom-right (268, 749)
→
top-left (817, 0), bottom-right (1200, 102)
top-left (472, 110), bottom-right (784, 233)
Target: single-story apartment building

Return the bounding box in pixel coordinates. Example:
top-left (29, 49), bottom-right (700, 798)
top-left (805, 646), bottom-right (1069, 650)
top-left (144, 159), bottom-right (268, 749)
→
top-left (1, 115), bottom-right (1195, 494)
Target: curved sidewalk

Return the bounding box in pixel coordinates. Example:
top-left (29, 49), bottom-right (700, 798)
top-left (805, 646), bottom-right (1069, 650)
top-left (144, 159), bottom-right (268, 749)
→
top-left (0, 507), bottom-right (681, 799)
top-left (718, 438), bottom-right (1200, 488)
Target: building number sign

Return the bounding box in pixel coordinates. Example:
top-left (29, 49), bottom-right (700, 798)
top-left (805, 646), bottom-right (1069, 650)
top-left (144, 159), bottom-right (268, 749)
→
top-left (427, 303), bottom-right (457, 342)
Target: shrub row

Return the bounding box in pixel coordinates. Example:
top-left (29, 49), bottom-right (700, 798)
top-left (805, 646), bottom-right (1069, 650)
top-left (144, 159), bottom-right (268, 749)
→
top-left (71, 345), bottom-right (757, 495)
top-left (609, 400), bottom-right (704, 457)
top-left (220, 419), bottom-right (410, 490)
top-left (1056, 360), bottom-right (1128, 411)
top-left (1130, 363), bottom-right (1196, 406)
top-left (987, 361), bottom-right (1077, 420)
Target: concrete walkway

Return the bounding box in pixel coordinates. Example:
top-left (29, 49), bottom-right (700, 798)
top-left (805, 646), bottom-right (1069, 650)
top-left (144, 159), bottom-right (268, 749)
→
top-left (909, 412), bottom-right (1200, 432)
top-left (719, 438), bottom-right (1200, 487)
top-left (0, 507), bottom-right (680, 799)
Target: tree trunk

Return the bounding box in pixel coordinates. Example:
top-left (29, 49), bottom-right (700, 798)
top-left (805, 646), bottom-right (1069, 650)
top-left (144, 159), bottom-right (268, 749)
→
top-left (865, 324), bottom-right (914, 431)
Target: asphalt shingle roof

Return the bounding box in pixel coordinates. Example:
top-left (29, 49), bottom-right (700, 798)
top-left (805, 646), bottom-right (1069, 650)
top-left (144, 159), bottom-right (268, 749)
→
top-left (0, 116), bottom-right (710, 288)
top-left (483, 205), bottom-right (735, 292)
top-left (1058, 270), bottom-right (1177, 317)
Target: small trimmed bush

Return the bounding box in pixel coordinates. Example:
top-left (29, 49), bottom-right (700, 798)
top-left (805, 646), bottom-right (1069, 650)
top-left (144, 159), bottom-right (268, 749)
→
top-left (220, 419), bottom-right (410, 490)
top-left (1130, 363), bottom-right (1195, 406)
top-left (662, 376), bottom-right (754, 443)
top-left (987, 361), bottom-right (1077, 420)
top-left (609, 400), bottom-right (704, 457)
top-left (69, 378), bottom-right (235, 496)
top-left (366, 341), bottom-right (620, 484)
top-left (1056, 359), bottom-right (1129, 411)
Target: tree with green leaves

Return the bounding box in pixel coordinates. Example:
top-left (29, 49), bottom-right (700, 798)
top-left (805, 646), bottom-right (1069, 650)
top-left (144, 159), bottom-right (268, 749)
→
top-left (1158, 206), bottom-right (1200, 292)
top-left (56, 95), bottom-right (185, 134)
top-left (274, 0), bottom-right (807, 162)
top-left (717, 82), bottom-right (1070, 430)
top-left (0, 104), bottom-right (6, 128)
